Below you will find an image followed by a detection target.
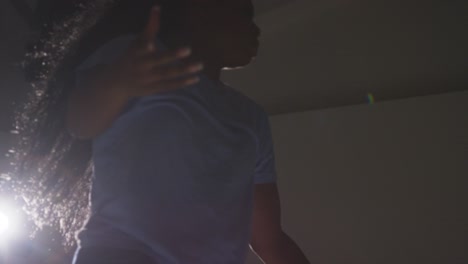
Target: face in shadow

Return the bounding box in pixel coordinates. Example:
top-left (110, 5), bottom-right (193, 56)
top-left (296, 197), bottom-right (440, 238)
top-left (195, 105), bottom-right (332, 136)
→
top-left (180, 0), bottom-right (261, 70)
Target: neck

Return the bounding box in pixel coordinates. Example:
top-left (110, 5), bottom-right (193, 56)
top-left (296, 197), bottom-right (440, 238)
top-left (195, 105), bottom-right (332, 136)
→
top-left (163, 32), bottom-right (222, 82)
top-left (202, 65), bottom-right (222, 81)
top-left (182, 54), bottom-right (222, 82)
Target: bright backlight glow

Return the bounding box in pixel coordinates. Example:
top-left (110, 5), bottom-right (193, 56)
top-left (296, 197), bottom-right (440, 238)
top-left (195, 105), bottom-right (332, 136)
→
top-left (0, 211), bottom-right (9, 235)
top-left (0, 201), bottom-right (23, 243)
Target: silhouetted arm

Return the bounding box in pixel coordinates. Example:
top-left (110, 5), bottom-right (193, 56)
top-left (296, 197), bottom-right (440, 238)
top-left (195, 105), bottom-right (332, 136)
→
top-left (250, 183), bottom-right (310, 264)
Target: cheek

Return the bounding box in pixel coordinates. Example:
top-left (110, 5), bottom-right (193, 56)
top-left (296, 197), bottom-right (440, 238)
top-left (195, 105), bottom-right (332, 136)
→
top-left (214, 37), bottom-right (246, 62)
top-left (191, 16), bottom-right (253, 64)
top-left (202, 27), bottom-right (242, 54)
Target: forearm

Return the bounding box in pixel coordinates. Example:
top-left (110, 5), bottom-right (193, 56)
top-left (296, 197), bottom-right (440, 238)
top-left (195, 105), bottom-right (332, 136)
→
top-left (66, 67), bottom-right (130, 140)
top-left (253, 231), bottom-right (310, 264)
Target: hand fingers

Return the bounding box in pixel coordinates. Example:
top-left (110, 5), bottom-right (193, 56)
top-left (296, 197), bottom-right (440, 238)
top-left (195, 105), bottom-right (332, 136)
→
top-left (153, 47), bottom-right (193, 67)
top-left (137, 47), bottom-right (192, 68)
top-left (141, 6), bottom-right (161, 52)
top-left (141, 62), bottom-right (204, 85)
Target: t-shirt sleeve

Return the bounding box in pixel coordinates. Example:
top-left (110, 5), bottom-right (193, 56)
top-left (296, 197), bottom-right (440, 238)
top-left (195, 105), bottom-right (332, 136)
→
top-left (254, 107), bottom-right (278, 184)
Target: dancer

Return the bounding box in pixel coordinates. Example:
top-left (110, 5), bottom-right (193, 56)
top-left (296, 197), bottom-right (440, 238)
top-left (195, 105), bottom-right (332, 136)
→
top-left (14, 0), bottom-right (310, 263)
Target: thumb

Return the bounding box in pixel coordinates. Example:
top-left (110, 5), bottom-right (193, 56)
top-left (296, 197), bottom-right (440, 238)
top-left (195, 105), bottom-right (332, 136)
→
top-left (142, 6), bottom-right (161, 52)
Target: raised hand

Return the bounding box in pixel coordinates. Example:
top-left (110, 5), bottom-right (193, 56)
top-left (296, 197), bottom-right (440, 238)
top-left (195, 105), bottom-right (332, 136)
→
top-left (110, 6), bottom-right (203, 98)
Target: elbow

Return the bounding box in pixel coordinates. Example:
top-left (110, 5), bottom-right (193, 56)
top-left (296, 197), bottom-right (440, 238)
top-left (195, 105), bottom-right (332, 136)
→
top-left (66, 96), bottom-right (91, 140)
top-left (68, 130), bottom-right (93, 141)
top-left (250, 230), bottom-right (285, 256)
top-left (66, 124), bottom-right (93, 141)
top-left (65, 114), bottom-right (95, 141)
top-left (65, 101), bottom-right (99, 140)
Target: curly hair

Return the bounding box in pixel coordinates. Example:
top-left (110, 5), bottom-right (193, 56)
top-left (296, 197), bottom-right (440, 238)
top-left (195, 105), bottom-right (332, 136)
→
top-left (6, 0), bottom-right (181, 250)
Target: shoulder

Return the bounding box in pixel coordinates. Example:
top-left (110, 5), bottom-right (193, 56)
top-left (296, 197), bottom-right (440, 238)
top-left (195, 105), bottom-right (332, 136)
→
top-left (222, 84), bottom-right (272, 144)
top-left (222, 82), bottom-right (266, 118)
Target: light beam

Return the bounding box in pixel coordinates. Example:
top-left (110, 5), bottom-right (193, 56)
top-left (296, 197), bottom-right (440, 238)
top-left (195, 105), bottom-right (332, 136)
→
top-left (0, 210), bottom-right (9, 236)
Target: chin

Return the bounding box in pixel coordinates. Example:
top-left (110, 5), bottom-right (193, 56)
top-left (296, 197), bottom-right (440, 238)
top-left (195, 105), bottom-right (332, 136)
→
top-left (223, 55), bottom-right (257, 69)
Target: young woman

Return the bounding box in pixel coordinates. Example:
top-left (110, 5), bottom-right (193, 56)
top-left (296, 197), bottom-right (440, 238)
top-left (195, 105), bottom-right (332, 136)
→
top-left (13, 0), bottom-right (310, 263)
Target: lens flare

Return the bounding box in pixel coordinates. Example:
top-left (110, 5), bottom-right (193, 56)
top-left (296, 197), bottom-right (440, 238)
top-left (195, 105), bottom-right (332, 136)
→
top-left (0, 201), bottom-right (23, 242)
top-left (367, 93), bottom-right (375, 104)
top-left (0, 211), bottom-right (9, 235)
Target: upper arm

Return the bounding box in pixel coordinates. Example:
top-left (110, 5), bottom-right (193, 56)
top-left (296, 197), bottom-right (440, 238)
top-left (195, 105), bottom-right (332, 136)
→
top-left (254, 108), bottom-right (277, 184)
top-left (66, 64), bottom-right (105, 137)
top-left (250, 182), bottom-right (283, 251)
top-left (251, 107), bottom-right (282, 249)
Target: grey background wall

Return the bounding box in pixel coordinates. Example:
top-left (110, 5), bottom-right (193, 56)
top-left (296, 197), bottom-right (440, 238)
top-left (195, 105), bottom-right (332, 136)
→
top-left (245, 91), bottom-right (468, 264)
